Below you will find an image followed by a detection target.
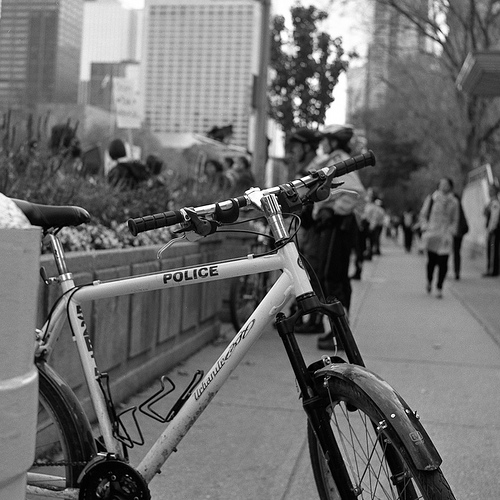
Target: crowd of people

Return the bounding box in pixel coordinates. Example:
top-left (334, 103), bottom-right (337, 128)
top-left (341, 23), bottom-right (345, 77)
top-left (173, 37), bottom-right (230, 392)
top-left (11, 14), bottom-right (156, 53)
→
top-left (105, 131), bottom-right (500, 345)
top-left (106, 138), bottom-right (256, 200)
top-left (399, 177), bottom-right (499, 295)
top-left (284, 123), bottom-right (500, 350)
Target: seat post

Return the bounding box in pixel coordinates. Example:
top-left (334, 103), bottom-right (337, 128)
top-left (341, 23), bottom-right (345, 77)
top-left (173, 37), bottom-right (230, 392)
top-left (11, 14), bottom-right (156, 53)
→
top-left (48, 233), bottom-right (71, 279)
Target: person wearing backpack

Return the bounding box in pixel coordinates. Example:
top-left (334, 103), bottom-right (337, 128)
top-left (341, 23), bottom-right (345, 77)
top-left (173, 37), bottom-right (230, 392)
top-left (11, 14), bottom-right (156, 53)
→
top-left (419, 177), bottom-right (459, 298)
top-left (107, 138), bottom-right (150, 190)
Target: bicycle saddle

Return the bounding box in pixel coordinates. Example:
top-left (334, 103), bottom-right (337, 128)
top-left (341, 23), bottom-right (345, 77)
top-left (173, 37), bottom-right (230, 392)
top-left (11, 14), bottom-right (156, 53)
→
top-left (12, 199), bottom-right (91, 230)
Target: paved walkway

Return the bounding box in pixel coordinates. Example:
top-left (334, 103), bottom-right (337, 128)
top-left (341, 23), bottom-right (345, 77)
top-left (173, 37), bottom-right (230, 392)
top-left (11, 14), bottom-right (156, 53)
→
top-left (126, 238), bottom-right (500, 499)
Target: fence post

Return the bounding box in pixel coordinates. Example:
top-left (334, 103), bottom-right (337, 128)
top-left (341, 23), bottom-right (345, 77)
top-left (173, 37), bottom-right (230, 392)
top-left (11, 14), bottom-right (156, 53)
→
top-left (0, 196), bottom-right (40, 500)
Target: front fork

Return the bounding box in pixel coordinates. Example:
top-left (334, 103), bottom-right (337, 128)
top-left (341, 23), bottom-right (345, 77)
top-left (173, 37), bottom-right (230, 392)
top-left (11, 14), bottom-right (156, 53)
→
top-left (275, 299), bottom-right (360, 499)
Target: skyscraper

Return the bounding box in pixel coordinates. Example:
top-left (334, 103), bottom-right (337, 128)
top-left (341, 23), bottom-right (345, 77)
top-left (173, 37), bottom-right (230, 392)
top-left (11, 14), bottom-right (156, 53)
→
top-left (142, 0), bottom-right (262, 148)
top-left (0, 0), bottom-right (83, 110)
top-left (365, 0), bottom-right (429, 109)
top-left (80, 0), bottom-right (143, 81)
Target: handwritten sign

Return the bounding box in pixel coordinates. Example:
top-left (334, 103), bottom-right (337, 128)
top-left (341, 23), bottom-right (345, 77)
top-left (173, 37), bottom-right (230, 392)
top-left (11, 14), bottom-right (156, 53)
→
top-left (113, 78), bottom-right (142, 129)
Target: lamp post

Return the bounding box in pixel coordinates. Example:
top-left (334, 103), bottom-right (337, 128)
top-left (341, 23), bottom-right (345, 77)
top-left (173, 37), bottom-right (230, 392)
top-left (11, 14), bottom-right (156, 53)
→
top-left (253, 0), bottom-right (271, 186)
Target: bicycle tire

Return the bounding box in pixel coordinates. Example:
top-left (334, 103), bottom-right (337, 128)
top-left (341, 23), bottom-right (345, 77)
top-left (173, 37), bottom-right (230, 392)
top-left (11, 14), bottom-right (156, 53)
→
top-left (27, 362), bottom-right (96, 497)
top-left (229, 273), bottom-right (267, 331)
top-left (308, 374), bottom-right (455, 500)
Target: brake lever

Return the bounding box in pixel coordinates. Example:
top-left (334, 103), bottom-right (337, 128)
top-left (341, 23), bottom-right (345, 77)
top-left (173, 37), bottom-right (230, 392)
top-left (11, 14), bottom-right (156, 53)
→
top-left (156, 231), bottom-right (204, 259)
top-left (328, 188), bottom-right (360, 200)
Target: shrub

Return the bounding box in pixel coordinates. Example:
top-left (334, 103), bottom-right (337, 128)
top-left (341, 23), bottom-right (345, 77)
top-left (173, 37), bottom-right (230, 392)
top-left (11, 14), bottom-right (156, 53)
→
top-left (0, 131), bottom-right (199, 251)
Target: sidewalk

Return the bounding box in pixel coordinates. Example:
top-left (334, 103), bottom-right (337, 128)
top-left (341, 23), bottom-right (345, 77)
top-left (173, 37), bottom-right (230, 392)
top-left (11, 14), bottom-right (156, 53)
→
top-left (126, 238), bottom-right (500, 500)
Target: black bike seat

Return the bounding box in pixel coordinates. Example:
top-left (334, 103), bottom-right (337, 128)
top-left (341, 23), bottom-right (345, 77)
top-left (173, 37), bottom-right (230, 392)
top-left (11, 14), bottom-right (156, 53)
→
top-left (12, 199), bottom-right (91, 230)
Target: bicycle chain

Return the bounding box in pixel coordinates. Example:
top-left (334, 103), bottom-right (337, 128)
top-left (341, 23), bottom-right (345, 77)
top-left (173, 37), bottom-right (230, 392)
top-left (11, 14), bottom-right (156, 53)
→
top-left (33, 459), bottom-right (88, 467)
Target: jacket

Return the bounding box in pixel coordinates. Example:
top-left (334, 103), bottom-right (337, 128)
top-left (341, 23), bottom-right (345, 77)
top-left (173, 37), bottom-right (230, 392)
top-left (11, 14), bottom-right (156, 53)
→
top-left (419, 190), bottom-right (459, 255)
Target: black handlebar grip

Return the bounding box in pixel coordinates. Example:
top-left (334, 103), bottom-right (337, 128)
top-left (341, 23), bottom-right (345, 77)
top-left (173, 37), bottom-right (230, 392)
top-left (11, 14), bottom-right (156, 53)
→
top-left (332, 150), bottom-right (376, 178)
top-left (128, 210), bottom-right (184, 236)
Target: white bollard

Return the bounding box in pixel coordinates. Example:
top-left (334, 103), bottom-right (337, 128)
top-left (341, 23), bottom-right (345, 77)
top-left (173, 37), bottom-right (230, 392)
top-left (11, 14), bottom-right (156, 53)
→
top-left (0, 195), bottom-right (40, 500)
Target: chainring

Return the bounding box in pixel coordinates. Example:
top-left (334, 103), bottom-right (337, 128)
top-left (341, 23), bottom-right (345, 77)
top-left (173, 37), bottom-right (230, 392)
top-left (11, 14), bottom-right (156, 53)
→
top-left (78, 454), bottom-right (151, 500)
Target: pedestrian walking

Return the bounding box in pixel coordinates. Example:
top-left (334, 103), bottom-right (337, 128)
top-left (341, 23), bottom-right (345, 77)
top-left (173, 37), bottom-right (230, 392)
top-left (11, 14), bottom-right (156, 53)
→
top-left (419, 177), bottom-right (459, 298)
top-left (363, 196), bottom-right (385, 257)
top-left (483, 182), bottom-right (500, 277)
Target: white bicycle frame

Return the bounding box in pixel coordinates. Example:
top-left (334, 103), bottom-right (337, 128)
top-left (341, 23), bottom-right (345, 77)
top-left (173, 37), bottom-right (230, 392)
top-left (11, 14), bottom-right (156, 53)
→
top-left (36, 234), bottom-right (313, 486)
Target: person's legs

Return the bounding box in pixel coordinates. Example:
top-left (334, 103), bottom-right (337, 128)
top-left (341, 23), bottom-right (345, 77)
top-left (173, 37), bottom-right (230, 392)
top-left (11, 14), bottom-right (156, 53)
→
top-left (453, 236), bottom-right (462, 279)
top-left (426, 250), bottom-right (438, 292)
top-left (492, 230), bottom-right (500, 276)
top-left (403, 227), bottom-right (411, 252)
top-left (318, 218), bottom-right (353, 351)
top-left (436, 254), bottom-right (449, 297)
top-left (484, 232), bottom-right (498, 276)
top-left (486, 232), bottom-right (493, 274)
top-left (373, 226), bottom-right (382, 255)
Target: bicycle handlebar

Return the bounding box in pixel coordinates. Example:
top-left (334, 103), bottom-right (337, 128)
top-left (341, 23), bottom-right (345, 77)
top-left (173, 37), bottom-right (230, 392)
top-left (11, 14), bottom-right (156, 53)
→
top-left (127, 150), bottom-right (376, 236)
top-left (329, 150), bottom-right (376, 178)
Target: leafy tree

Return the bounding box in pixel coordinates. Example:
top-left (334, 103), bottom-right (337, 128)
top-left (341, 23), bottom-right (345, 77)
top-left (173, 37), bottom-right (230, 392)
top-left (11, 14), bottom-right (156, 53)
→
top-left (269, 4), bottom-right (353, 136)
top-left (353, 49), bottom-right (467, 204)
top-left (366, 0), bottom-right (500, 187)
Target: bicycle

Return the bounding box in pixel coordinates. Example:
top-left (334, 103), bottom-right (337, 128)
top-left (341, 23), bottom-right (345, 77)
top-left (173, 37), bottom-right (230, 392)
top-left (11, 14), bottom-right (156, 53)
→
top-left (16, 149), bottom-right (456, 499)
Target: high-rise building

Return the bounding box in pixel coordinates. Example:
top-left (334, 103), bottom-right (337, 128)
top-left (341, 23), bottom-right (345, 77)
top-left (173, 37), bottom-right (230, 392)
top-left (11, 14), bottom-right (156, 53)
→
top-left (0, 0), bottom-right (83, 109)
top-left (365, 1), bottom-right (429, 110)
top-left (345, 0), bottom-right (430, 128)
top-left (80, 0), bottom-right (143, 81)
top-left (142, 0), bottom-right (262, 148)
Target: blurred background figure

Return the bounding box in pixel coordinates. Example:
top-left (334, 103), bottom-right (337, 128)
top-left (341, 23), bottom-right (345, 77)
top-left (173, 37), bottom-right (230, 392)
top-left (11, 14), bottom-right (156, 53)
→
top-left (107, 139), bottom-right (160, 191)
top-left (313, 124), bottom-right (366, 350)
top-left (402, 208), bottom-right (416, 253)
top-left (226, 155), bottom-right (255, 196)
top-left (419, 177), bottom-right (459, 298)
top-left (483, 182), bottom-right (500, 277)
top-left (286, 127), bottom-right (328, 335)
top-left (364, 196), bottom-right (385, 258)
top-left (202, 159), bottom-right (228, 193)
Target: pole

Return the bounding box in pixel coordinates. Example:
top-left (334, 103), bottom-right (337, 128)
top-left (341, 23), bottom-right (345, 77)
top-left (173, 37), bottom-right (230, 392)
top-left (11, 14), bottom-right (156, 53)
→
top-left (0, 196), bottom-right (40, 499)
top-left (253, 0), bottom-right (271, 187)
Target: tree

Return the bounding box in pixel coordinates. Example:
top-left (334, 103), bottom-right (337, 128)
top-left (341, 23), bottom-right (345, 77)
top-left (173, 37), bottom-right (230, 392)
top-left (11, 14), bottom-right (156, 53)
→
top-left (269, 4), bottom-right (353, 136)
top-left (367, 0), bottom-right (500, 186)
top-left (354, 49), bottom-right (467, 204)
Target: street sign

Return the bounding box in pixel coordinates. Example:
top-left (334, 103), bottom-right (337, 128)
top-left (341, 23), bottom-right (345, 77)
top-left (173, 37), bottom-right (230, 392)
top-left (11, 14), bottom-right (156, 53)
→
top-left (113, 77), bottom-right (142, 129)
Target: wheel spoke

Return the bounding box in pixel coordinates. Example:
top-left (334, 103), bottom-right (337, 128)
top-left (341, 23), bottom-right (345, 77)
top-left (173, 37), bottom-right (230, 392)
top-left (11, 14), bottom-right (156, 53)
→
top-left (310, 378), bottom-right (440, 500)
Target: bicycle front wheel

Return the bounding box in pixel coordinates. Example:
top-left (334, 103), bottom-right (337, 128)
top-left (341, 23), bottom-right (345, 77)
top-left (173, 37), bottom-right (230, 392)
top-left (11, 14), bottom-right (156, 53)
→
top-left (308, 374), bottom-right (455, 500)
top-left (27, 363), bottom-right (96, 498)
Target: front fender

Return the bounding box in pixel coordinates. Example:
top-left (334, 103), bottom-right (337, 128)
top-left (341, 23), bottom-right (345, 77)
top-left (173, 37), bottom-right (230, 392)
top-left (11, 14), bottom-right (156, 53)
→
top-left (313, 363), bottom-right (442, 471)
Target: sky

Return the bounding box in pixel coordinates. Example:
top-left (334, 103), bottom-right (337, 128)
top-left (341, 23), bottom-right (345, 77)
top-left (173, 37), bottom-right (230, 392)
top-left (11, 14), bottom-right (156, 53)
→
top-left (118, 0), bottom-right (370, 123)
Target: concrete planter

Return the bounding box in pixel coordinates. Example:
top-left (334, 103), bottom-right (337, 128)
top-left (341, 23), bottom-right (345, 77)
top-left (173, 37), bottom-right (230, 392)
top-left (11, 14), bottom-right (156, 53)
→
top-left (0, 228), bottom-right (41, 499)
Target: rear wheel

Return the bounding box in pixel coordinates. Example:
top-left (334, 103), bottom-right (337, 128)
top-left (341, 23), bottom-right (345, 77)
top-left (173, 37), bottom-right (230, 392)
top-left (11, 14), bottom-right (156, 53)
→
top-left (308, 375), bottom-right (455, 500)
top-left (27, 363), bottom-right (96, 497)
